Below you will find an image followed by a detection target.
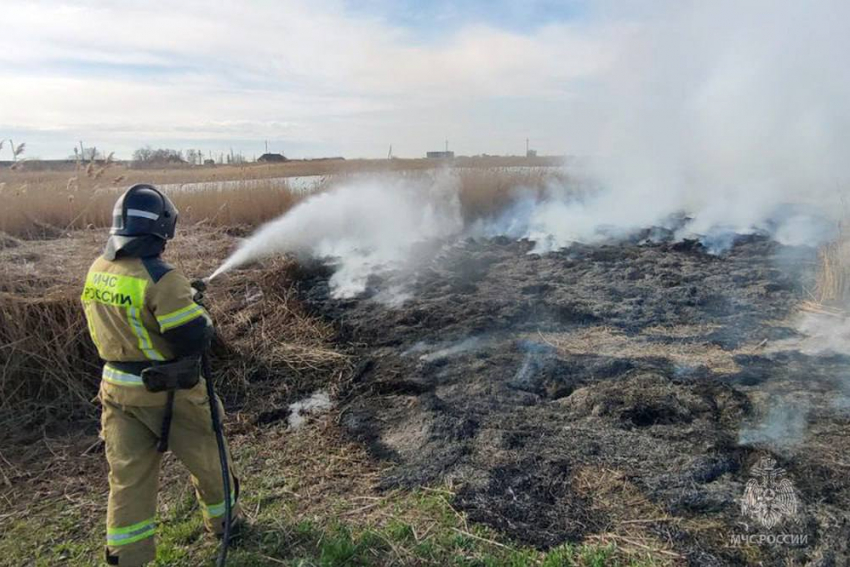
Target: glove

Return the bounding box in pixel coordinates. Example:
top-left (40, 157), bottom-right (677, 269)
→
top-left (190, 278), bottom-right (208, 304)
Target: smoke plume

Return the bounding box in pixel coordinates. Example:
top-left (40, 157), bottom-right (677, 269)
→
top-left (504, 0), bottom-right (850, 251)
top-left (212, 1), bottom-right (849, 294)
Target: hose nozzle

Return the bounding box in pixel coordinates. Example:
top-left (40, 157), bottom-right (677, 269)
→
top-left (190, 278), bottom-right (209, 304)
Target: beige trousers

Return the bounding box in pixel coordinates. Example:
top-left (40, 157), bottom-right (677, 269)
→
top-left (100, 384), bottom-right (239, 566)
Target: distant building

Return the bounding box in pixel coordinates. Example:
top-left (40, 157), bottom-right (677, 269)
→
top-left (426, 151), bottom-right (455, 159)
top-left (526, 149), bottom-right (538, 157)
top-left (258, 153), bottom-right (288, 163)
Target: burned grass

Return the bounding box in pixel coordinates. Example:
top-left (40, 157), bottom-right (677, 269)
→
top-left (297, 235), bottom-right (850, 565)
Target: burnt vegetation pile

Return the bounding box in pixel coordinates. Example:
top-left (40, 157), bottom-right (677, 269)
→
top-left (295, 235), bottom-right (850, 565)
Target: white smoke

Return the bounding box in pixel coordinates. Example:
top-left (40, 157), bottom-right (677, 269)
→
top-left (773, 313), bottom-right (850, 357)
top-left (739, 399), bottom-right (810, 449)
top-left (496, 0), bottom-right (850, 252)
top-left (210, 172), bottom-right (463, 297)
top-left (741, 312), bottom-right (850, 448)
top-left (288, 390), bottom-right (333, 429)
top-left (415, 337), bottom-right (489, 363)
top-left (211, 1), bottom-right (850, 295)
top-left (458, 0), bottom-right (850, 254)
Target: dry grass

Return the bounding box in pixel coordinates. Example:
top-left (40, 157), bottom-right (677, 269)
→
top-left (0, 156), bottom-right (565, 238)
top-left (0, 233), bottom-right (105, 432)
top-left (533, 326), bottom-right (749, 374)
top-left (455, 166), bottom-right (570, 221)
top-left (0, 291), bottom-right (101, 429)
top-left (572, 466), bottom-right (682, 564)
top-left (812, 224), bottom-right (850, 308)
top-left (0, 174), bottom-right (304, 238)
top-left (0, 227), bottom-right (349, 437)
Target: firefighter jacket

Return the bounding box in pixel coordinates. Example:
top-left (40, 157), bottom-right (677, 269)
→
top-left (81, 254), bottom-right (211, 406)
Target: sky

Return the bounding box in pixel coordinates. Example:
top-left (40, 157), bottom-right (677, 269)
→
top-left (1, 0), bottom-right (848, 165)
top-left (0, 0), bottom-right (610, 159)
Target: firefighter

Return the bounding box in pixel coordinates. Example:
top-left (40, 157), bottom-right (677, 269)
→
top-left (81, 184), bottom-right (239, 566)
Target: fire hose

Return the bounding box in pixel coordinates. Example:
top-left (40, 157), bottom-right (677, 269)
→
top-left (192, 279), bottom-right (233, 567)
top-left (141, 278), bottom-right (232, 565)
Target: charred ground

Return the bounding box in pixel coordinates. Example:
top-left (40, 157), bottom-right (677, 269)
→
top-left (295, 235), bottom-right (850, 566)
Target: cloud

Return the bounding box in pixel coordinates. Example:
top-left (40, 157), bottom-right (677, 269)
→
top-left (0, 0), bottom-right (613, 158)
top-left (6, 0), bottom-right (846, 168)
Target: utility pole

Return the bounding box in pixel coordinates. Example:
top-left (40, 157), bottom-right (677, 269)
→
top-left (526, 138), bottom-right (529, 156)
top-left (388, 144), bottom-right (393, 160)
top-left (445, 139), bottom-right (449, 153)
top-left (265, 140), bottom-right (268, 154)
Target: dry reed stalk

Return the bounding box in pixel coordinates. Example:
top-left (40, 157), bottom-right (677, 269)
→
top-left (812, 224), bottom-right (850, 309)
top-left (0, 177), bottom-right (306, 238)
top-left (0, 228), bottom-right (350, 434)
top-left (0, 290), bottom-right (101, 435)
top-left (0, 156), bottom-right (565, 238)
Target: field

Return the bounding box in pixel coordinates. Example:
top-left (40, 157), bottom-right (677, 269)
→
top-left (1, 159), bottom-right (849, 566)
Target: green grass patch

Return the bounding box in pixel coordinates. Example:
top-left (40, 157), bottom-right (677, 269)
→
top-left (0, 427), bottom-right (668, 566)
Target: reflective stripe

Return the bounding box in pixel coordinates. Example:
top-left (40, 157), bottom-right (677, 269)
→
top-left (157, 303), bottom-right (206, 332)
top-left (201, 492), bottom-right (237, 518)
top-left (107, 518), bottom-right (156, 546)
top-left (127, 306), bottom-right (165, 361)
top-left (126, 208), bottom-right (159, 220)
top-left (102, 365), bottom-right (145, 387)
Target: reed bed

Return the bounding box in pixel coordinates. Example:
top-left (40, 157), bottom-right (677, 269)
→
top-left (812, 223), bottom-right (850, 308)
top-left (0, 290), bottom-right (101, 430)
top-left (0, 227), bottom-right (350, 439)
top-left (0, 160), bottom-right (567, 238)
top-left (0, 176), bottom-right (306, 238)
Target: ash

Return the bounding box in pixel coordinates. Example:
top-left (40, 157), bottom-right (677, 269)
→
top-left (298, 235), bottom-right (850, 565)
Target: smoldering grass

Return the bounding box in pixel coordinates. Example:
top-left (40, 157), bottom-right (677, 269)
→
top-left (0, 157), bottom-right (569, 431)
top-left (738, 399), bottom-right (810, 449)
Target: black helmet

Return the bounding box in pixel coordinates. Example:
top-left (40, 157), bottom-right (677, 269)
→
top-left (111, 184), bottom-right (178, 240)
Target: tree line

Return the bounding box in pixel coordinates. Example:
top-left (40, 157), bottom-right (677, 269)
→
top-left (132, 146), bottom-right (250, 166)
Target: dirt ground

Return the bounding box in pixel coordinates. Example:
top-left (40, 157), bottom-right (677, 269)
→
top-left (292, 234), bottom-right (850, 566)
